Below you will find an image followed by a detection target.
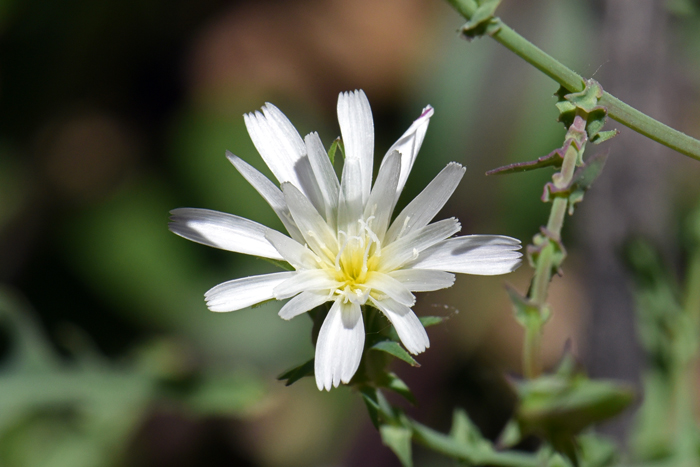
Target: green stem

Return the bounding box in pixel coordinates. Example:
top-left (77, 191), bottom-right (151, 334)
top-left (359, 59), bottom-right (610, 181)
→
top-left (411, 419), bottom-right (540, 467)
top-left (523, 316), bottom-right (542, 379)
top-left (445, 0), bottom-right (700, 162)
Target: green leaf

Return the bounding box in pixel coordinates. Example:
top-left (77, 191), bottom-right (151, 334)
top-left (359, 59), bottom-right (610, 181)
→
top-left (516, 373), bottom-right (635, 439)
top-left (577, 433), bottom-right (618, 467)
top-left (591, 130), bottom-right (619, 145)
top-left (380, 424), bottom-right (413, 467)
top-left (461, 0), bottom-right (502, 40)
top-left (497, 419), bottom-right (522, 449)
top-left (418, 316), bottom-right (444, 327)
top-left (371, 341), bottom-right (419, 367)
top-left (359, 386), bottom-right (395, 428)
top-left (449, 409), bottom-right (487, 447)
top-left (327, 137), bottom-right (344, 164)
top-left (277, 358), bottom-right (314, 386)
top-left (384, 372), bottom-right (416, 405)
top-left (505, 283), bottom-right (550, 327)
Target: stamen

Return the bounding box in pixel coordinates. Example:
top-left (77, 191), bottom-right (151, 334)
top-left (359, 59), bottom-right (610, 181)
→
top-left (335, 230), bottom-right (349, 271)
top-left (307, 230), bottom-right (335, 260)
top-left (397, 216), bottom-right (411, 240)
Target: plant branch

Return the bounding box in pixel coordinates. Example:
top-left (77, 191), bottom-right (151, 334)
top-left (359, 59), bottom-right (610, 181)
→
top-left (445, 0), bottom-right (700, 162)
top-left (410, 419), bottom-right (540, 467)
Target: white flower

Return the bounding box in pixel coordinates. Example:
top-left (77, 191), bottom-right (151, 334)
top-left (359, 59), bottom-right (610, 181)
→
top-left (169, 90), bottom-right (521, 391)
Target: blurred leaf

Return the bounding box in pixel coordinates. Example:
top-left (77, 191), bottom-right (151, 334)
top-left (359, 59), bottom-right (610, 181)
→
top-left (184, 371), bottom-right (266, 416)
top-left (380, 424), bottom-right (413, 467)
top-left (577, 433), bottom-right (618, 467)
top-left (449, 409), bottom-right (489, 450)
top-left (516, 369), bottom-right (634, 461)
top-left (371, 341), bottom-right (419, 367)
top-left (0, 288), bottom-right (60, 371)
top-left (497, 419), bottom-right (522, 449)
top-left (277, 358), bottom-right (314, 386)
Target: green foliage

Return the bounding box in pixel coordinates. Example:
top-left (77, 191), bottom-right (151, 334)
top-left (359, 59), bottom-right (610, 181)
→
top-left (514, 357), bottom-right (634, 464)
top-left (623, 229), bottom-right (700, 464)
top-left (555, 80), bottom-right (618, 144)
top-left (542, 150), bottom-right (609, 215)
top-left (380, 424), bottom-right (413, 467)
top-left (370, 340), bottom-right (420, 367)
top-left (0, 288), bottom-right (267, 467)
top-left (277, 358), bottom-right (315, 386)
top-left (460, 0), bottom-right (502, 40)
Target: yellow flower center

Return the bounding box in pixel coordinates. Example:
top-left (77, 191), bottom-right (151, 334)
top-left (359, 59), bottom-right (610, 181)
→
top-left (323, 217), bottom-right (382, 305)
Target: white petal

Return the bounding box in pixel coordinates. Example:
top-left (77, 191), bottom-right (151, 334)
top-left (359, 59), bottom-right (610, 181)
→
top-left (379, 218), bottom-right (461, 272)
top-left (265, 229), bottom-right (320, 270)
top-left (281, 183), bottom-right (339, 259)
top-left (382, 105), bottom-right (434, 200)
top-left (365, 272), bottom-right (415, 306)
top-left (337, 156), bottom-right (364, 237)
top-left (337, 90), bottom-right (374, 205)
top-left (278, 291), bottom-right (330, 320)
top-left (315, 300), bottom-right (364, 391)
top-left (406, 235), bottom-right (522, 275)
top-left (226, 151), bottom-right (304, 242)
top-left (370, 297), bottom-right (429, 355)
top-left (388, 269), bottom-right (455, 292)
top-left (305, 132), bottom-right (339, 228)
top-left (385, 162), bottom-right (465, 244)
top-left (274, 269), bottom-right (340, 300)
top-left (244, 104), bottom-right (324, 209)
top-left (364, 150), bottom-right (401, 240)
top-left (205, 272), bottom-right (294, 312)
top-left (169, 208), bottom-right (284, 260)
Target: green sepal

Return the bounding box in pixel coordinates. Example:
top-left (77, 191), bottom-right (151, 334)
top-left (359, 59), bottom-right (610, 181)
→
top-left (371, 340), bottom-right (420, 367)
top-left (327, 137), bottom-right (344, 164)
top-left (277, 358), bottom-right (314, 386)
top-left (380, 422), bottom-right (414, 467)
top-left (418, 316), bottom-right (444, 327)
top-left (460, 0), bottom-right (502, 40)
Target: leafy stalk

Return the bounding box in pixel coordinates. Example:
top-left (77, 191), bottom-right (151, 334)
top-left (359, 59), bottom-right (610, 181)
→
top-left (445, 0), bottom-right (700, 162)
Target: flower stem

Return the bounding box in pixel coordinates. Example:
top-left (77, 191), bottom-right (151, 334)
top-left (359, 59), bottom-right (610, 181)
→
top-left (410, 419), bottom-right (540, 467)
top-left (445, 0), bottom-right (700, 162)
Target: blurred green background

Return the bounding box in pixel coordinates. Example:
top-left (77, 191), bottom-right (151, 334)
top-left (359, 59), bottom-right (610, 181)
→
top-left (0, 0), bottom-right (699, 465)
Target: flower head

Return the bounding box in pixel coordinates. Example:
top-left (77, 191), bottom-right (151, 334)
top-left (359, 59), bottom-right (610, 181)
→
top-left (169, 90), bottom-right (521, 391)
